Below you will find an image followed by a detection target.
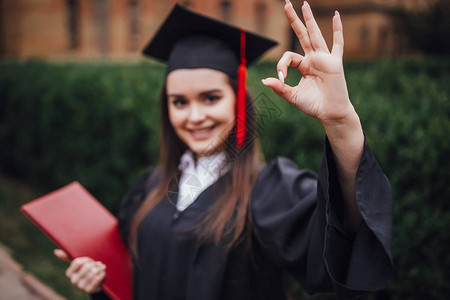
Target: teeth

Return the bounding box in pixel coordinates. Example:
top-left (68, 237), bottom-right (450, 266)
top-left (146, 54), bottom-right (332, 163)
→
top-left (191, 128), bottom-right (211, 134)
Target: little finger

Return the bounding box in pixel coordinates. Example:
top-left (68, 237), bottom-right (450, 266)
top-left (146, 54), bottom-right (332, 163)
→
top-left (85, 270), bottom-right (106, 294)
top-left (331, 11), bottom-right (344, 58)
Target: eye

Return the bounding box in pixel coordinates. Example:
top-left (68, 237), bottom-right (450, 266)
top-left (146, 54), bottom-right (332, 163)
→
top-left (172, 98), bottom-right (188, 108)
top-left (204, 95), bottom-right (221, 104)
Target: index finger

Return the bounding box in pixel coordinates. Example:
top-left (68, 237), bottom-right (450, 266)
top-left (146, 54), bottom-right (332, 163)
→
top-left (66, 257), bottom-right (93, 278)
top-left (277, 51), bottom-right (304, 77)
top-left (284, 0), bottom-right (312, 54)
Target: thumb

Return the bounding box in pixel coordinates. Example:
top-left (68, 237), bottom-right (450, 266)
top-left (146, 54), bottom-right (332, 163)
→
top-left (54, 249), bottom-right (70, 261)
top-left (262, 77), bottom-right (294, 103)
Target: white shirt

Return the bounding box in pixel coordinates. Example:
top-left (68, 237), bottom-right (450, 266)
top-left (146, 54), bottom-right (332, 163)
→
top-left (176, 151), bottom-right (229, 211)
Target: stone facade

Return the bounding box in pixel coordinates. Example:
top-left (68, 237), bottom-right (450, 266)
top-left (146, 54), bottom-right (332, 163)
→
top-left (0, 0), bottom-right (435, 60)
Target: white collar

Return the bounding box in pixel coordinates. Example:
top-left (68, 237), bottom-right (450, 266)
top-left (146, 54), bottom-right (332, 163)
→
top-left (178, 150), bottom-right (229, 177)
top-left (176, 150), bottom-right (229, 211)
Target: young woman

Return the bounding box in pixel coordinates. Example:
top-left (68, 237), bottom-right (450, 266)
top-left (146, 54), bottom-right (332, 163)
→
top-left (55, 1), bottom-right (393, 299)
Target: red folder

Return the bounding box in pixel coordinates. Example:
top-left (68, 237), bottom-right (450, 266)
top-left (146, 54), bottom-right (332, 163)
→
top-left (20, 182), bottom-right (132, 300)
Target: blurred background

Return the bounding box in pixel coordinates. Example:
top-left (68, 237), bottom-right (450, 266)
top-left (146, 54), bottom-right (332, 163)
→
top-left (0, 0), bottom-right (449, 299)
top-left (2, 0), bottom-right (449, 60)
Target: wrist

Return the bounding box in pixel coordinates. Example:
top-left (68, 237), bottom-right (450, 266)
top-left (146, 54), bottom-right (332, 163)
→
top-left (321, 109), bottom-right (364, 156)
top-left (320, 107), bottom-right (360, 135)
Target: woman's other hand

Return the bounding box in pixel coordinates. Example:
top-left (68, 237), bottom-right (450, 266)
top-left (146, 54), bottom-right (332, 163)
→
top-left (262, 0), bottom-right (354, 127)
top-left (54, 249), bottom-right (106, 294)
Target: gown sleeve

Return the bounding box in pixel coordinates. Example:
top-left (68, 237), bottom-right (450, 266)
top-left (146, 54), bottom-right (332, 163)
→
top-left (90, 168), bottom-right (156, 300)
top-left (117, 167), bottom-right (156, 245)
top-left (251, 135), bottom-right (393, 299)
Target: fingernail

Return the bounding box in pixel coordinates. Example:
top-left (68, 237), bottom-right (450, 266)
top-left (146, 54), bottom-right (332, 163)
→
top-left (278, 71), bottom-right (284, 84)
top-left (304, 1), bottom-right (309, 6)
top-left (335, 10), bottom-right (339, 16)
top-left (97, 262), bottom-right (106, 269)
top-left (261, 78), bottom-right (269, 86)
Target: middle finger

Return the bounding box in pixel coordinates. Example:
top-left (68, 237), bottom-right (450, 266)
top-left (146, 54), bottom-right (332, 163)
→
top-left (302, 1), bottom-right (329, 52)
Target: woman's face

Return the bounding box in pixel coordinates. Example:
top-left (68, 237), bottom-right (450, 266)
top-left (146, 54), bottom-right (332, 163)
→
top-left (167, 68), bottom-right (236, 156)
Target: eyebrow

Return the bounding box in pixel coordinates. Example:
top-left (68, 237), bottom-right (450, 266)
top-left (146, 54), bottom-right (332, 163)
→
top-left (167, 89), bottom-right (223, 98)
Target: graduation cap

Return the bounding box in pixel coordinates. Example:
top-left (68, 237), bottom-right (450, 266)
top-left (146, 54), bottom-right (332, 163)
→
top-left (142, 4), bottom-right (277, 148)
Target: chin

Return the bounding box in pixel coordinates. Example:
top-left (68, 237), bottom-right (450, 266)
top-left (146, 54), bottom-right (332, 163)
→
top-left (189, 140), bottom-right (222, 157)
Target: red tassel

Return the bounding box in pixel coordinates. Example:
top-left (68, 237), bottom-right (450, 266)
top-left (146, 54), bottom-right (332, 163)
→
top-left (236, 29), bottom-right (247, 148)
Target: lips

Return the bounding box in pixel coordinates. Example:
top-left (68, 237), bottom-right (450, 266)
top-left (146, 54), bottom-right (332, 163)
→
top-left (187, 125), bottom-right (216, 140)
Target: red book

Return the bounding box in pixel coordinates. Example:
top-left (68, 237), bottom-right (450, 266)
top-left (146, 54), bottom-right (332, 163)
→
top-left (20, 182), bottom-right (132, 300)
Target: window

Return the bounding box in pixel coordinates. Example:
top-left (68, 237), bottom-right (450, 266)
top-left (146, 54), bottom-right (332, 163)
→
top-left (359, 24), bottom-right (370, 50)
top-left (220, 1), bottom-right (232, 22)
top-left (377, 26), bottom-right (389, 55)
top-left (181, 1), bottom-right (192, 8)
top-left (94, 0), bottom-right (109, 55)
top-left (255, 2), bottom-right (267, 34)
top-left (129, 0), bottom-right (140, 51)
top-left (66, 0), bottom-right (79, 50)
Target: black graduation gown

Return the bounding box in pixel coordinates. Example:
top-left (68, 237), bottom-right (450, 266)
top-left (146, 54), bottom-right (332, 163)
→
top-left (93, 137), bottom-right (393, 300)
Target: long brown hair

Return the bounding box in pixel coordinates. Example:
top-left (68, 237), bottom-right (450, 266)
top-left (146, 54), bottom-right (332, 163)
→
top-left (128, 77), bottom-right (261, 255)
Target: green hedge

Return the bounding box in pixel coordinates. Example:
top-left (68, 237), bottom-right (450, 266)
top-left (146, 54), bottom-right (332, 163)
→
top-left (1, 59), bottom-right (449, 299)
top-left (0, 62), bottom-right (165, 211)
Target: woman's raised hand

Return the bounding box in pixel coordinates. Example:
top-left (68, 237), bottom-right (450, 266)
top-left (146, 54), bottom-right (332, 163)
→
top-left (54, 249), bottom-right (106, 294)
top-left (263, 0), bottom-right (355, 126)
top-left (264, 2), bottom-right (364, 231)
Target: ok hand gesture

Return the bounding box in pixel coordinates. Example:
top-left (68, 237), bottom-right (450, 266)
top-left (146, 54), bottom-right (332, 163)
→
top-left (263, 0), bottom-right (354, 126)
top-left (263, 1), bottom-right (365, 231)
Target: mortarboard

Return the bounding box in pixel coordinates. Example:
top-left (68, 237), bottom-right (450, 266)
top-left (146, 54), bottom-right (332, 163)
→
top-left (142, 4), bottom-right (277, 148)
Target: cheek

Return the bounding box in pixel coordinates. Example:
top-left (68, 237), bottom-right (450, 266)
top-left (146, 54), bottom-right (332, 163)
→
top-left (223, 97), bottom-right (236, 123)
top-left (168, 107), bottom-right (183, 129)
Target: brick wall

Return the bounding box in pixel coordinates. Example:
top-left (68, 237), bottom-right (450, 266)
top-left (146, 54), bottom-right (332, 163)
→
top-left (0, 0), bottom-right (435, 60)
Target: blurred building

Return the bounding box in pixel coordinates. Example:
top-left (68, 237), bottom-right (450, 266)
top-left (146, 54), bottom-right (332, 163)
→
top-left (0, 0), bottom-right (435, 60)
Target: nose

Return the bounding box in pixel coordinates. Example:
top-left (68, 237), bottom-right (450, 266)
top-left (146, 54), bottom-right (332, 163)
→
top-left (188, 103), bottom-right (206, 123)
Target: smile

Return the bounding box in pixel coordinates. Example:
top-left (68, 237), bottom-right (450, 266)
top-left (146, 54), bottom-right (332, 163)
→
top-left (188, 125), bottom-right (216, 140)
